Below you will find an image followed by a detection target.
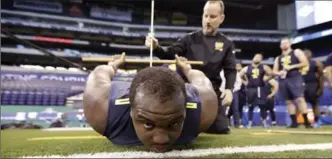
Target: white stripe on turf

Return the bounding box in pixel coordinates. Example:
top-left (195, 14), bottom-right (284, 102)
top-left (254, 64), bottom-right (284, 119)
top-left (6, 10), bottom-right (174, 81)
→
top-left (23, 142), bottom-right (332, 158)
top-left (42, 127), bottom-right (93, 131)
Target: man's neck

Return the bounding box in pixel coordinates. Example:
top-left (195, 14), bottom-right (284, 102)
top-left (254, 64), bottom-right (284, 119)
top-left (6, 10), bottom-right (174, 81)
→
top-left (282, 49), bottom-right (292, 55)
top-left (252, 63), bottom-right (260, 67)
top-left (203, 30), bottom-right (218, 37)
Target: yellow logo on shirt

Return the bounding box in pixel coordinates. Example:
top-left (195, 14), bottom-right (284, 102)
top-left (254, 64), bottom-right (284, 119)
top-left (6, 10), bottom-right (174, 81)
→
top-left (115, 98), bottom-right (130, 105)
top-left (215, 42), bottom-right (224, 51)
top-left (186, 102), bottom-right (197, 109)
top-left (281, 55), bottom-right (291, 67)
top-left (251, 67), bottom-right (260, 79)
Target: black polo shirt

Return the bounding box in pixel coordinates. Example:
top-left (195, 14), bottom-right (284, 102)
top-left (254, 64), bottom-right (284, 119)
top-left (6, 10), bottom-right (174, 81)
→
top-left (155, 30), bottom-right (236, 94)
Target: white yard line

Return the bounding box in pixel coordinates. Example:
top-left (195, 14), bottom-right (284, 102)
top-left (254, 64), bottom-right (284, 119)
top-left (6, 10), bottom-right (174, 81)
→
top-left (268, 130), bottom-right (332, 135)
top-left (23, 142), bottom-right (332, 158)
top-left (42, 127), bottom-right (93, 131)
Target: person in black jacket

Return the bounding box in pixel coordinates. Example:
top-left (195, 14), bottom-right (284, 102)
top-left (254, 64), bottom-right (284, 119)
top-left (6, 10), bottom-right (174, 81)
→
top-left (145, 0), bottom-right (236, 134)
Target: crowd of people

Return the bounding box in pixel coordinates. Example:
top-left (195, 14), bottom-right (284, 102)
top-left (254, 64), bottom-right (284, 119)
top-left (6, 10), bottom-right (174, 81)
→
top-left (226, 41), bottom-right (331, 129)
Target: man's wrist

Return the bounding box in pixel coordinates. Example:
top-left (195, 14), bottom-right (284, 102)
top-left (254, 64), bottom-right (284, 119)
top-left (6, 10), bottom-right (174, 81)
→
top-left (225, 88), bottom-right (233, 93)
top-left (183, 68), bottom-right (192, 79)
top-left (109, 63), bottom-right (119, 72)
top-left (155, 45), bottom-right (163, 52)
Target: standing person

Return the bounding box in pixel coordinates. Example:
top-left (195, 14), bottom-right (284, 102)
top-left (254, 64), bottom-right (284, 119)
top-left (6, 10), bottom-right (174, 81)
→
top-left (324, 53), bottom-right (332, 89)
top-left (262, 75), bottom-right (279, 127)
top-left (302, 49), bottom-right (324, 128)
top-left (272, 38), bottom-right (312, 128)
top-left (239, 53), bottom-right (274, 128)
top-left (145, 0), bottom-right (236, 134)
top-left (224, 62), bottom-right (243, 128)
top-left (238, 81), bottom-right (247, 128)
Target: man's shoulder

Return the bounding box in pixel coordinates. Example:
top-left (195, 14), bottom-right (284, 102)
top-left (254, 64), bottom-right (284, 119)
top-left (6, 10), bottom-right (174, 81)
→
top-left (185, 83), bottom-right (200, 103)
top-left (187, 30), bottom-right (202, 36)
top-left (183, 30), bottom-right (202, 40)
top-left (110, 81), bottom-right (131, 105)
top-left (218, 32), bottom-right (233, 42)
top-left (325, 53), bottom-right (332, 66)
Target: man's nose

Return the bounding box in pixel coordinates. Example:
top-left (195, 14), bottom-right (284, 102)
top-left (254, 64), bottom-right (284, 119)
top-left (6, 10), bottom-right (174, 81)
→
top-left (207, 16), bottom-right (213, 22)
top-left (152, 129), bottom-right (170, 145)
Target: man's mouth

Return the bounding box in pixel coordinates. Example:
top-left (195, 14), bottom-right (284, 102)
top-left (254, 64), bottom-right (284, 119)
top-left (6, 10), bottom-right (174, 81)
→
top-left (151, 144), bottom-right (169, 153)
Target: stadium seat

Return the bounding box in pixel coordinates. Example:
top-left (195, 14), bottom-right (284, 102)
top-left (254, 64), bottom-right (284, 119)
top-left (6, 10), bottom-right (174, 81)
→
top-left (49, 91), bottom-right (58, 106)
top-left (34, 89), bottom-right (43, 106)
top-left (42, 90), bottom-right (51, 106)
top-left (57, 91), bottom-right (66, 106)
top-left (10, 89), bottom-right (19, 105)
top-left (1, 89), bottom-right (11, 105)
top-left (18, 89), bottom-right (28, 105)
top-left (26, 90), bottom-right (36, 106)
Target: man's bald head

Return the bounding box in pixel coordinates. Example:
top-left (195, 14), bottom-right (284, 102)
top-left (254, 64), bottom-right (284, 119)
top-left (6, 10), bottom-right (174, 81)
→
top-left (202, 0), bottom-right (225, 36)
top-left (204, 0), bottom-right (225, 15)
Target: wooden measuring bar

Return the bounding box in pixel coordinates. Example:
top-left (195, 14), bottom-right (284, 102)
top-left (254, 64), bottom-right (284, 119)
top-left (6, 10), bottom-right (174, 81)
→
top-left (82, 57), bottom-right (204, 65)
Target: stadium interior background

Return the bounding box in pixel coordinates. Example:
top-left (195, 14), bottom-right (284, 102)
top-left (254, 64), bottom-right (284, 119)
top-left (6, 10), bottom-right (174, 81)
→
top-left (1, 0), bottom-right (332, 128)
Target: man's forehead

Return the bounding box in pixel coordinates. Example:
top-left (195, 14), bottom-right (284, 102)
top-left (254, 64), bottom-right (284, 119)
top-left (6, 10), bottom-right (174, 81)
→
top-left (204, 2), bottom-right (221, 13)
top-left (135, 107), bottom-right (184, 120)
top-left (134, 92), bottom-right (185, 112)
top-left (281, 39), bottom-right (291, 43)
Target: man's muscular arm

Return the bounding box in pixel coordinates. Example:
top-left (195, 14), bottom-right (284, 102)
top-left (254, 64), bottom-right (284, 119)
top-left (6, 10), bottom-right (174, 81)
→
top-left (316, 60), bottom-right (324, 96)
top-left (291, 49), bottom-right (309, 69)
top-left (324, 53), bottom-right (332, 89)
top-left (268, 78), bottom-right (279, 98)
top-left (175, 55), bottom-right (218, 133)
top-left (83, 53), bottom-right (125, 135)
top-left (239, 66), bottom-right (249, 85)
top-left (263, 65), bottom-right (275, 81)
top-left (273, 56), bottom-right (282, 76)
top-left (326, 66), bottom-right (332, 89)
top-left (239, 66), bottom-right (248, 79)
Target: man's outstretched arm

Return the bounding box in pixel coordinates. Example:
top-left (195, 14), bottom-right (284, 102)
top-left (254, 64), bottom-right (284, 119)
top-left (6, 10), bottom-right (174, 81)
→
top-left (146, 35), bottom-right (188, 59)
top-left (175, 55), bottom-right (218, 132)
top-left (83, 53), bottom-right (125, 135)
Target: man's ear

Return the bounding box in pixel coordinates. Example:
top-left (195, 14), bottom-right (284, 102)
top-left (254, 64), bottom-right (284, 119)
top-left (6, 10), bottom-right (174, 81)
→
top-left (219, 14), bottom-right (225, 25)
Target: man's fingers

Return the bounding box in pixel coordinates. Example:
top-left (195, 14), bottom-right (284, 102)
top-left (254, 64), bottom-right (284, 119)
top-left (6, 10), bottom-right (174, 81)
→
top-left (222, 97), bottom-right (231, 106)
top-left (221, 90), bottom-right (233, 106)
top-left (220, 91), bottom-right (226, 98)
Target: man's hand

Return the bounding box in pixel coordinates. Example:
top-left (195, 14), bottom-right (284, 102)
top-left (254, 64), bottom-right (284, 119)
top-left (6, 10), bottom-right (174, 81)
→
top-left (283, 65), bottom-right (294, 71)
top-left (316, 88), bottom-right (323, 97)
top-left (267, 94), bottom-right (273, 99)
top-left (221, 89), bottom-right (233, 106)
top-left (108, 52), bottom-right (126, 70)
top-left (175, 54), bottom-right (192, 75)
top-left (273, 71), bottom-right (282, 76)
top-left (145, 34), bottom-right (159, 50)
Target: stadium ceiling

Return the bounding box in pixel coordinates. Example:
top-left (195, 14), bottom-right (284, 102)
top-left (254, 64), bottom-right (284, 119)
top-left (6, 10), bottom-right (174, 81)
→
top-left (102, 0), bottom-right (295, 8)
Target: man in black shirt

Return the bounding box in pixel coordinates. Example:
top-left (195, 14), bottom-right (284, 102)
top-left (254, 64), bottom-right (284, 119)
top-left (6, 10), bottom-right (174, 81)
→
top-left (145, 0), bottom-right (236, 134)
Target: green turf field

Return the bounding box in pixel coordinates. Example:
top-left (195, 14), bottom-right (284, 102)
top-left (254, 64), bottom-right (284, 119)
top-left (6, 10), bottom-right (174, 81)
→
top-left (2, 126), bottom-right (332, 158)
